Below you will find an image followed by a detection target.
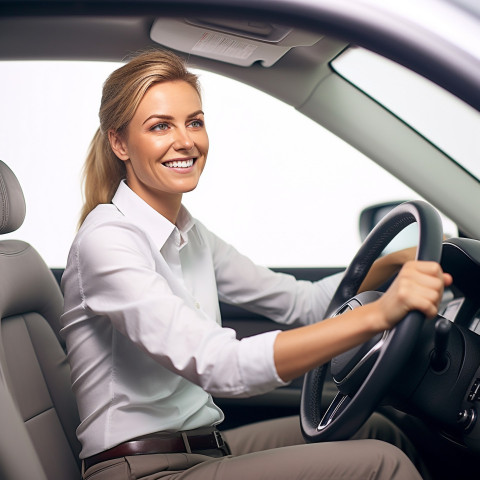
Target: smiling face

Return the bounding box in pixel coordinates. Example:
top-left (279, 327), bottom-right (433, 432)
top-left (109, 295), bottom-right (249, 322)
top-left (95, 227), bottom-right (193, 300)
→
top-left (108, 80), bottom-right (209, 221)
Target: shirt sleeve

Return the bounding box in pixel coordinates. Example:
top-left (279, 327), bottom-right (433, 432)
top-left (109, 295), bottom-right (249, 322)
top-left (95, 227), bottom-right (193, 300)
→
top-left (66, 219), bottom-right (287, 398)
top-left (199, 223), bottom-right (343, 325)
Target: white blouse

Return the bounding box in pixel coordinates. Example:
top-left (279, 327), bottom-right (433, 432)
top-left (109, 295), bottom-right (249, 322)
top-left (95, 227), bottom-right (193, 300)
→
top-left (61, 180), bottom-right (341, 458)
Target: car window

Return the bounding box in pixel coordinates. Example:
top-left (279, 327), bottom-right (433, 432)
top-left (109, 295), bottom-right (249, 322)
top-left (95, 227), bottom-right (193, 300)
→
top-left (332, 47), bottom-right (480, 179)
top-left (0, 61), bottom-right (456, 268)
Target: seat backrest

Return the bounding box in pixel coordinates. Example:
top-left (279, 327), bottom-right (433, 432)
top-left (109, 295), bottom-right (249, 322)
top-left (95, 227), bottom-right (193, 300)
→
top-left (0, 161), bottom-right (81, 480)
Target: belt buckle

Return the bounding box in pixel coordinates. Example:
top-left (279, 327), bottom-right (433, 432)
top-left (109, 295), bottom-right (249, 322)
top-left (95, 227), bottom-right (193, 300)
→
top-left (213, 430), bottom-right (225, 449)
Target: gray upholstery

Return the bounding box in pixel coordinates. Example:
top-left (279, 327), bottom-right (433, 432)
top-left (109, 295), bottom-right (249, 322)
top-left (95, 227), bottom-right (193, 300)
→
top-left (0, 161), bottom-right (81, 480)
top-left (0, 160), bottom-right (26, 234)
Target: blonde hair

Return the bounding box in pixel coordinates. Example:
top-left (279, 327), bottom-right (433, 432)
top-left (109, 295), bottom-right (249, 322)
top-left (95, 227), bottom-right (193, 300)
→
top-left (79, 49), bottom-right (201, 226)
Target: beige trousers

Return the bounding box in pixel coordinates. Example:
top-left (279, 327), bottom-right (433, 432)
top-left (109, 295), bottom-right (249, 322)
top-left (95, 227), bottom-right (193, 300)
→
top-left (82, 414), bottom-right (428, 480)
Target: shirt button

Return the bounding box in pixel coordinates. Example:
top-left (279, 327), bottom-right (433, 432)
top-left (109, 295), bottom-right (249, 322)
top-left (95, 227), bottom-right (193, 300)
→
top-left (195, 301), bottom-right (201, 309)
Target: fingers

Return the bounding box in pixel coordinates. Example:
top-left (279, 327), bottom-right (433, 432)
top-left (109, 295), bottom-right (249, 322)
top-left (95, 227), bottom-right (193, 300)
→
top-left (394, 261), bottom-right (449, 319)
top-left (376, 261), bottom-right (451, 330)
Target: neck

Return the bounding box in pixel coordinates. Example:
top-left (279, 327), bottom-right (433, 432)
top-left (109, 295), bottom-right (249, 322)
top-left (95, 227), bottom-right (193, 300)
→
top-left (160, 198), bottom-right (182, 225)
top-left (125, 179), bottom-right (183, 224)
top-left (147, 191), bottom-right (183, 224)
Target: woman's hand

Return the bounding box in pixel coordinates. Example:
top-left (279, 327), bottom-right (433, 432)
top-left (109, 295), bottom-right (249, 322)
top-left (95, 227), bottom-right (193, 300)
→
top-left (370, 260), bottom-right (453, 332)
top-left (274, 260), bottom-right (452, 382)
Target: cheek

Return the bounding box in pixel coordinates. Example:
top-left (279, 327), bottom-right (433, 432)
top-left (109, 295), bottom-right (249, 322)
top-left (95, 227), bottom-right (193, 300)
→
top-left (200, 132), bottom-right (209, 155)
top-left (132, 136), bottom-right (170, 161)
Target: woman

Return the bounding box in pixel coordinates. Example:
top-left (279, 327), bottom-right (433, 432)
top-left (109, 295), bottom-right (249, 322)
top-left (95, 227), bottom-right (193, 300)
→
top-left (61, 49), bottom-right (451, 480)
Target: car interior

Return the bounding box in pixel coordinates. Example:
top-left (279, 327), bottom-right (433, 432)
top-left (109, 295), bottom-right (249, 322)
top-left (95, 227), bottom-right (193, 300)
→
top-left (0, 160), bottom-right (81, 479)
top-left (1, 1), bottom-right (480, 479)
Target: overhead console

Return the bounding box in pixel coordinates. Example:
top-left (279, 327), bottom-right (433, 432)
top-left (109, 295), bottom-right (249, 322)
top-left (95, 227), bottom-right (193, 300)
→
top-left (150, 17), bottom-right (322, 67)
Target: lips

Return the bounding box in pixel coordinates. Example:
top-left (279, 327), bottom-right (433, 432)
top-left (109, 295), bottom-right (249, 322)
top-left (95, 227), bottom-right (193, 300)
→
top-left (163, 158), bottom-right (195, 168)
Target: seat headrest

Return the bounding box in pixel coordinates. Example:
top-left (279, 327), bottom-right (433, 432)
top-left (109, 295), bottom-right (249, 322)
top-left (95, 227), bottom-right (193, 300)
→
top-left (0, 161), bottom-right (26, 234)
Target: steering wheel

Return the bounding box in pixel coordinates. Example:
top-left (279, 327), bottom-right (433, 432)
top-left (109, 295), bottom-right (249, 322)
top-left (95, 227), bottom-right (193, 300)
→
top-left (300, 200), bottom-right (443, 442)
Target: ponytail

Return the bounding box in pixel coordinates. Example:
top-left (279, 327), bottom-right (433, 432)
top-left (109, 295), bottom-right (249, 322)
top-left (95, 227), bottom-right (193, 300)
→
top-left (78, 128), bottom-right (126, 227)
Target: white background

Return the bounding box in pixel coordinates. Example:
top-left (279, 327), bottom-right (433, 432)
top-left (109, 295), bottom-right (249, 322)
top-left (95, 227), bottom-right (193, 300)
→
top-left (0, 60), bottom-right (444, 267)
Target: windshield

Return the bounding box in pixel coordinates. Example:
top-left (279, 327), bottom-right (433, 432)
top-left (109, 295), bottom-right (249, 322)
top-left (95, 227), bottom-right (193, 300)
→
top-left (332, 47), bottom-right (480, 181)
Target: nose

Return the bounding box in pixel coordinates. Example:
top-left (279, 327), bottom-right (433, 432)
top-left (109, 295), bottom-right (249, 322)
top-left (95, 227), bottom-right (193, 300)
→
top-left (173, 127), bottom-right (194, 151)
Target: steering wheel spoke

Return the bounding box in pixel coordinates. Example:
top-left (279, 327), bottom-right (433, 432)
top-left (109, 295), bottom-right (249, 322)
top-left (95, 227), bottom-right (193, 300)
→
top-left (318, 392), bottom-right (351, 431)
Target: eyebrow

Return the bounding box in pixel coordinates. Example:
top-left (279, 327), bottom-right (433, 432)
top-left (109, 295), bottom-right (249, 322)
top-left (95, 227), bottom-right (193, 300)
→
top-left (142, 110), bottom-right (204, 125)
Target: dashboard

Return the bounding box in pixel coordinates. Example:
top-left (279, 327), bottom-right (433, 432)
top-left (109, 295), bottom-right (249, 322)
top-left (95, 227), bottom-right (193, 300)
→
top-left (439, 296), bottom-right (480, 335)
top-left (439, 238), bottom-right (480, 334)
top-left (408, 238), bottom-right (480, 450)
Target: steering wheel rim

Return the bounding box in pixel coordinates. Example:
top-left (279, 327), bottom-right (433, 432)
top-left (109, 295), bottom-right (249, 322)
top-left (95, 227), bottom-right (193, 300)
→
top-left (300, 200), bottom-right (443, 443)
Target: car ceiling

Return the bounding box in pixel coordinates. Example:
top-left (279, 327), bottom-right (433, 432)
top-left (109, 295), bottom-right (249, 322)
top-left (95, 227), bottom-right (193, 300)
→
top-left (0, 0), bottom-right (479, 110)
top-left (0, 0), bottom-right (480, 238)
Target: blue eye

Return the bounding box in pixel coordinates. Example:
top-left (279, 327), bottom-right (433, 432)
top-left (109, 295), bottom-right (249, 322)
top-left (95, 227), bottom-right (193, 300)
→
top-left (189, 119), bottom-right (204, 128)
top-left (151, 122), bottom-right (169, 131)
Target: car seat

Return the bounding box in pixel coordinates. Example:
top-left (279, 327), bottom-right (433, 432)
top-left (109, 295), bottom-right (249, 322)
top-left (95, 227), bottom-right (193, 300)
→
top-left (0, 160), bottom-right (81, 479)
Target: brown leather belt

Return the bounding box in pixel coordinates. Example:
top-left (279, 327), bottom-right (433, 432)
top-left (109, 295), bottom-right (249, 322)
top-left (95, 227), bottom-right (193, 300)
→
top-left (83, 429), bottom-right (230, 471)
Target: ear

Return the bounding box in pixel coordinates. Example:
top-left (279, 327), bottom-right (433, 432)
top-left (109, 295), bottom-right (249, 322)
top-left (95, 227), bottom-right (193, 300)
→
top-left (108, 130), bottom-right (130, 161)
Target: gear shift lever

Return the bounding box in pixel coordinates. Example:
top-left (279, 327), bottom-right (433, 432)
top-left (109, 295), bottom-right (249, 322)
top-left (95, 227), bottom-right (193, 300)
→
top-left (431, 317), bottom-right (451, 372)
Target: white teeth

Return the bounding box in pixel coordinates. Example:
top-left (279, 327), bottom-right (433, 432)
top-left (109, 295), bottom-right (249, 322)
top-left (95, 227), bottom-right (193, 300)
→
top-left (164, 159), bottom-right (194, 168)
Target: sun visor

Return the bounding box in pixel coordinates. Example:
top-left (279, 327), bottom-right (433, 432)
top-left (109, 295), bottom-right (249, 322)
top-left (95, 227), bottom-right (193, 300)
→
top-left (150, 18), bottom-right (321, 67)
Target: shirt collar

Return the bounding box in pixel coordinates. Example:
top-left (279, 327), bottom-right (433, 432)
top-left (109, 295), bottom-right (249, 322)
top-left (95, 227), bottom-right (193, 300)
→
top-left (111, 180), bottom-right (195, 250)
